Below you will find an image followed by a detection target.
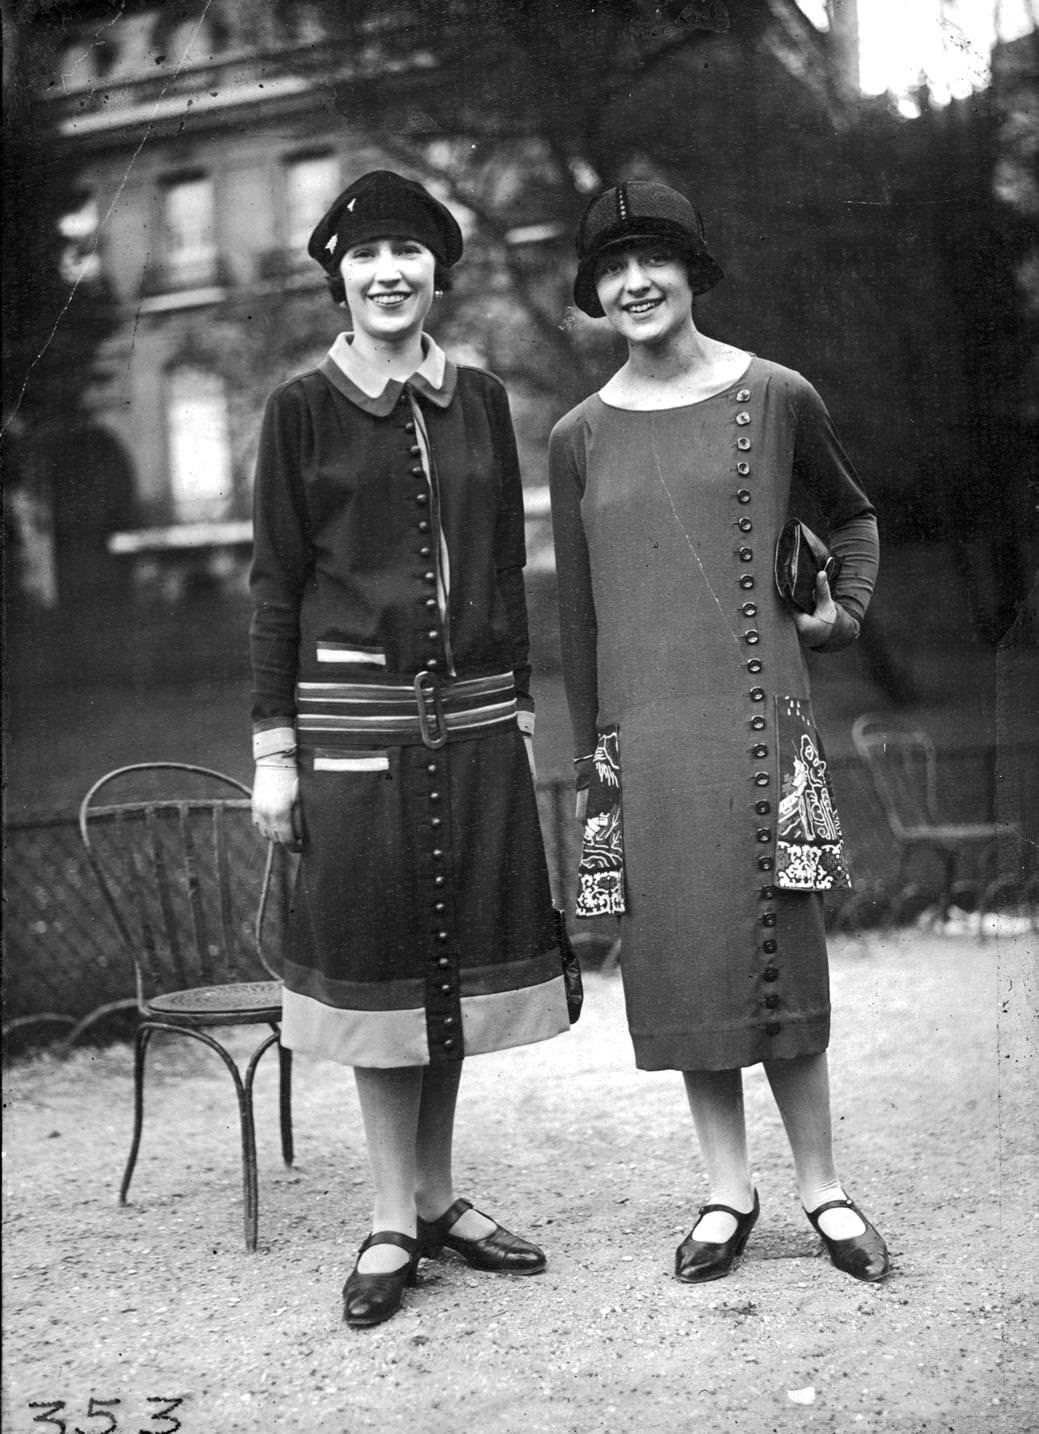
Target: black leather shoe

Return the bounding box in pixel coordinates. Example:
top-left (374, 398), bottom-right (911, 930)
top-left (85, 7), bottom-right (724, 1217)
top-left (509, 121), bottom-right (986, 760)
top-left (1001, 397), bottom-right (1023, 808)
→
top-left (675, 1190), bottom-right (760, 1283)
top-left (417, 1197), bottom-right (546, 1274)
top-left (804, 1197), bottom-right (890, 1283)
top-left (342, 1231), bottom-right (420, 1328)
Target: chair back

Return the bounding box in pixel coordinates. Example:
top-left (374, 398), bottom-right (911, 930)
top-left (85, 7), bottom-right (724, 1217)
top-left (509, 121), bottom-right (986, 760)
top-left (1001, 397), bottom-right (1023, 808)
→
top-left (851, 714), bottom-right (941, 838)
top-left (79, 763), bottom-right (285, 1011)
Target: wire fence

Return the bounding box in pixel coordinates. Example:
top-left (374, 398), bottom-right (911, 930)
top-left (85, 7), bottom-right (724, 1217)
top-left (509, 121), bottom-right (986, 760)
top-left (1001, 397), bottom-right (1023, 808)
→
top-left (4, 745), bottom-right (1035, 1053)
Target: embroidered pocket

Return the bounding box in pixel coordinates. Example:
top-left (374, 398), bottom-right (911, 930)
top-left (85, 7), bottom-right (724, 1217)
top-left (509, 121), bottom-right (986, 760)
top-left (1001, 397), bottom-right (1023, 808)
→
top-left (576, 726), bottom-right (627, 917)
top-left (316, 640), bottom-right (387, 667)
top-left (314, 750), bottom-right (390, 774)
top-left (774, 696), bottom-right (850, 891)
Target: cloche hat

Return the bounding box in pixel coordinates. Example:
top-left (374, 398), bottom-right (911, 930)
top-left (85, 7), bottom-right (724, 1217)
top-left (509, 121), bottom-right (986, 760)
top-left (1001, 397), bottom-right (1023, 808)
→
top-left (308, 170), bottom-right (464, 273)
top-left (573, 180), bottom-right (723, 317)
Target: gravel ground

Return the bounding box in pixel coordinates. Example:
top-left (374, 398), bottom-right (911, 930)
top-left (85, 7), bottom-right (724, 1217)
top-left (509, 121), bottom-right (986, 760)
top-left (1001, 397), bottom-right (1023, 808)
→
top-left (3, 926), bottom-right (1036, 1434)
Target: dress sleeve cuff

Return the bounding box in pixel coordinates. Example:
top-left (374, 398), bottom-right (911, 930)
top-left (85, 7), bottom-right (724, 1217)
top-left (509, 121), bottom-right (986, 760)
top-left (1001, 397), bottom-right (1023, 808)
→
top-left (253, 725), bottom-right (298, 760)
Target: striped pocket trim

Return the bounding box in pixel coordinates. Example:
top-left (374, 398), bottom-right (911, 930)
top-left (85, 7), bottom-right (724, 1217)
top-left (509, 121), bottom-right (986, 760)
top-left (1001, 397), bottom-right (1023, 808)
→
top-left (313, 751), bottom-right (390, 773)
top-left (316, 643), bottom-right (387, 667)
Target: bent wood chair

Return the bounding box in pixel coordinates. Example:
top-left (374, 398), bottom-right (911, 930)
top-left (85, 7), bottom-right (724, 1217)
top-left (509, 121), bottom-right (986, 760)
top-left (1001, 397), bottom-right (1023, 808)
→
top-left (78, 763), bottom-right (293, 1251)
top-left (851, 714), bottom-right (1022, 920)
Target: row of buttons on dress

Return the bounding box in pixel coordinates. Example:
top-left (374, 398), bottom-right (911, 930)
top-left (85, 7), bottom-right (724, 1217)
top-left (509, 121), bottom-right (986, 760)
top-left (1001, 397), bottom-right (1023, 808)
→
top-left (400, 392), bottom-right (444, 676)
top-left (399, 392), bottom-right (462, 1058)
top-left (732, 387), bottom-right (782, 1039)
top-left (421, 753), bottom-right (462, 1056)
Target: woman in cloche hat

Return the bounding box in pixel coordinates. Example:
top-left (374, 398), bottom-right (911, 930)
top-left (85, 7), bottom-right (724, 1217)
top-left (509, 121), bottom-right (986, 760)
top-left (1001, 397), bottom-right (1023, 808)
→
top-left (250, 170), bottom-right (570, 1327)
top-left (550, 179), bottom-right (890, 1286)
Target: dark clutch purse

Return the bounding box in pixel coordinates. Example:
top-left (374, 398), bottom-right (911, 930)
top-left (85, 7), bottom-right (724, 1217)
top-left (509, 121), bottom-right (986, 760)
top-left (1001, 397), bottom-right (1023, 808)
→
top-left (774, 519), bottom-right (841, 614)
top-left (553, 907), bottom-right (584, 1024)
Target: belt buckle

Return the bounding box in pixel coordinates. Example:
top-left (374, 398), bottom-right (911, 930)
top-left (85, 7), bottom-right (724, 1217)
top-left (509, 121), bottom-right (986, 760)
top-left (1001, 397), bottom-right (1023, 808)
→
top-left (414, 671), bottom-right (448, 749)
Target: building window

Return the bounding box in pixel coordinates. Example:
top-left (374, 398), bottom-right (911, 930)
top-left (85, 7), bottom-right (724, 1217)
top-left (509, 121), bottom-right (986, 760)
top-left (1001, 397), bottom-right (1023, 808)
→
top-left (165, 367), bottom-right (233, 522)
top-left (285, 153), bottom-right (340, 252)
top-left (163, 175), bottom-right (216, 285)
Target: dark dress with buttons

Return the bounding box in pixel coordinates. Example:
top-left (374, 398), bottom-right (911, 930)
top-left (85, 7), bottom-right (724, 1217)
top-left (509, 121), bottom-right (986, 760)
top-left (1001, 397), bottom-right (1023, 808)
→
top-left (549, 357), bottom-right (878, 1071)
top-left (250, 354), bottom-right (568, 1068)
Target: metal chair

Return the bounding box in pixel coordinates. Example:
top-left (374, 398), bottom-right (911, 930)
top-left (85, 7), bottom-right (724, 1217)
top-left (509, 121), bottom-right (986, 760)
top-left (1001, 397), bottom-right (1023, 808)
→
top-left (850, 714), bottom-right (1021, 918)
top-left (78, 762), bottom-right (293, 1250)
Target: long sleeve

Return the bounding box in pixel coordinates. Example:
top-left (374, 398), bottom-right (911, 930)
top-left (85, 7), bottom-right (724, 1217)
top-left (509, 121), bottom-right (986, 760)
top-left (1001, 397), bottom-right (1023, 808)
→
top-left (790, 379), bottom-right (879, 652)
top-left (248, 382), bottom-right (311, 734)
top-left (549, 414), bottom-right (600, 757)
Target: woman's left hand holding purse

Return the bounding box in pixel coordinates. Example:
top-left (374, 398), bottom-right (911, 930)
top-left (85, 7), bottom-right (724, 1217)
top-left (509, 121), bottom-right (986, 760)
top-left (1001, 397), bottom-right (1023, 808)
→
top-left (793, 571), bottom-right (840, 648)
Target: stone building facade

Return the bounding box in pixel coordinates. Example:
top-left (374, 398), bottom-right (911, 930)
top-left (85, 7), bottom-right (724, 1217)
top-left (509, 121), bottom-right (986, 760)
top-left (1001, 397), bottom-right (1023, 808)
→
top-left (36, 3), bottom-right (402, 606)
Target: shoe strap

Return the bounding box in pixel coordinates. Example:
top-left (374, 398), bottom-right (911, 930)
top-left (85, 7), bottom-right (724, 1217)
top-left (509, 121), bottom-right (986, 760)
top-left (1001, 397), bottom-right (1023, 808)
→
top-left (804, 1197), bottom-right (864, 1231)
top-left (698, 1200), bottom-right (754, 1220)
top-left (359, 1230), bottom-right (418, 1255)
top-left (805, 1197), bottom-right (856, 1218)
top-left (421, 1197), bottom-right (473, 1235)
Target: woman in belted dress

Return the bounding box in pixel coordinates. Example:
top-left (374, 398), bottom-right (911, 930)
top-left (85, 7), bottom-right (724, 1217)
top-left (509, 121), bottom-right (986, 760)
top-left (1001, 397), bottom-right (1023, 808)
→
top-left (549, 180), bottom-right (890, 1284)
top-left (250, 171), bottom-right (570, 1327)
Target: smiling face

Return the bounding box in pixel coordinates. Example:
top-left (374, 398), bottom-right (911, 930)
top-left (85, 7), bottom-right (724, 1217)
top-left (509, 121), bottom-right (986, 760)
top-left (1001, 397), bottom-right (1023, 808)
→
top-left (337, 236), bottom-right (437, 344)
top-left (593, 239), bottom-right (695, 346)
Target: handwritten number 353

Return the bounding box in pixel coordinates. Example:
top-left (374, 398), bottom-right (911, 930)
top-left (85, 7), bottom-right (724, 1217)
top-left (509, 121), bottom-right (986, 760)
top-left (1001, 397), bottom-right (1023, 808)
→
top-left (28, 1397), bottom-right (183, 1433)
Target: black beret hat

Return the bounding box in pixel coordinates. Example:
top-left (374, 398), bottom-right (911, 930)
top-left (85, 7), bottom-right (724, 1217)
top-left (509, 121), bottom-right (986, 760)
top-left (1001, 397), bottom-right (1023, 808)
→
top-left (308, 170), bottom-right (464, 273)
top-left (573, 180), bottom-right (723, 317)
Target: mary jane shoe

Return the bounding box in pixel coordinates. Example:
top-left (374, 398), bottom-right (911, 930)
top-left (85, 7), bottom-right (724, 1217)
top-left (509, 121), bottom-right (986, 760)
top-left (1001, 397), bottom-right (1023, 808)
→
top-left (417, 1197), bottom-right (546, 1274)
top-left (804, 1196), bottom-right (890, 1283)
top-left (342, 1231), bottom-right (420, 1328)
top-left (675, 1191), bottom-right (760, 1283)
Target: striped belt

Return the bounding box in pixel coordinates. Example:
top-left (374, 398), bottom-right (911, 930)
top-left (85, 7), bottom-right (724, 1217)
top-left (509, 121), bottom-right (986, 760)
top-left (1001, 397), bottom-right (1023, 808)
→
top-left (296, 670), bottom-right (517, 750)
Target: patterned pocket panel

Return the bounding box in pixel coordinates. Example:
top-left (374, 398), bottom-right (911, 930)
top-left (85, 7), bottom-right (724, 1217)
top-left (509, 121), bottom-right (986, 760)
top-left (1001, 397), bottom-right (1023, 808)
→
top-left (774, 696), bottom-right (851, 891)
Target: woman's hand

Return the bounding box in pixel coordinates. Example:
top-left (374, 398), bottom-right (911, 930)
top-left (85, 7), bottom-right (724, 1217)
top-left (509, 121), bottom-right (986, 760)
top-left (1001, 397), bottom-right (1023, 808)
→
top-left (252, 759), bottom-right (302, 852)
top-left (793, 571), bottom-right (840, 647)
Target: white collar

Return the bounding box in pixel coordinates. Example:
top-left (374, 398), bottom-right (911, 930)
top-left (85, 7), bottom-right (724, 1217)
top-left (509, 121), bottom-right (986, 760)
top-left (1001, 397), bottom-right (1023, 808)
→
top-left (326, 331), bottom-right (447, 398)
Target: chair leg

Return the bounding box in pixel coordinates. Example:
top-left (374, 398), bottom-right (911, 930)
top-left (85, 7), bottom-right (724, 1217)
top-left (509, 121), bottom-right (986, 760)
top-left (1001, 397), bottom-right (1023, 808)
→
top-left (180, 1029), bottom-right (263, 1253)
top-left (120, 1024), bottom-right (155, 1205)
top-left (242, 1030), bottom-right (281, 1252)
top-left (278, 1042), bottom-right (294, 1167)
top-left (121, 1023), bottom-right (281, 1251)
top-left (233, 1076), bottom-right (261, 1253)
